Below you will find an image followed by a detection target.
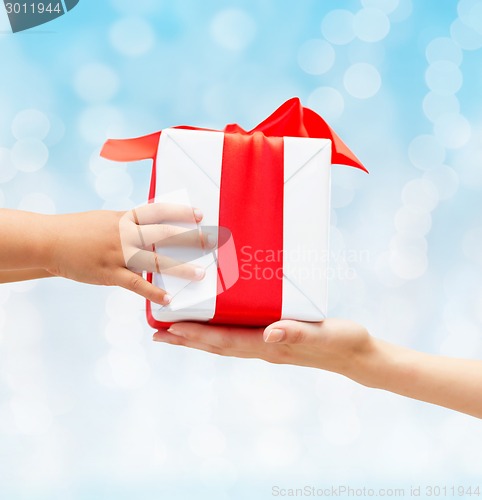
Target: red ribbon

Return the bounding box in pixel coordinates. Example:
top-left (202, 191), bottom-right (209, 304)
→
top-left (211, 132), bottom-right (284, 326)
top-left (100, 98), bottom-right (367, 329)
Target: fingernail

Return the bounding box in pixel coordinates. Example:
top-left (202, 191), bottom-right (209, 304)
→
top-left (193, 208), bottom-right (203, 222)
top-left (194, 267), bottom-right (205, 279)
top-left (163, 293), bottom-right (172, 305)
top-left (264, 328), bottom-right (285, 343)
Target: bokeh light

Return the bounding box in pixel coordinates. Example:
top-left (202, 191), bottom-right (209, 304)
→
top-left (343, 62), bottom-right (381, 98)
top-left (1, 2), bottom-right (482, 497)
top-left (321, 10), bottom-right (355, 45)
top-left (74, 63), bottom-right (120, 103)
top-left (109, 17), bottom-right (156, 56)
top-left (353, 8), bottom-right (390, 43)
top-left (297, 39), bottom-right (335, 75)
top-left (11, 109), bottom-right (50, 141)
top-left (425, 61), bottom-right (463, 95)
top-left (11, 139), bottom-right (49, 172)
top-left (210, 9), bottom-right (256, 51)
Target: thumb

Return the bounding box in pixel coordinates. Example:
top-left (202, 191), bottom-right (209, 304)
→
top-left (263, 320), bottom-right (322, 344)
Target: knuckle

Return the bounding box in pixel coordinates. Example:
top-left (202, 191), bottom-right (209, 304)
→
top-left (129, 275), bottom-right (144, 293)
top-left (290, 327), bottom-right (305, 344)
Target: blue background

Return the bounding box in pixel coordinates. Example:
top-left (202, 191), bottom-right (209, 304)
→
top-left (1, 0), bottom-right (482, 498)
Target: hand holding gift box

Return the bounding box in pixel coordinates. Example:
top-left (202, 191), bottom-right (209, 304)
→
top-left (101, 98), bottom-right (366, 328)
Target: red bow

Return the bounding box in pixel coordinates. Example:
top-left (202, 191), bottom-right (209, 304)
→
top-left (101, 97), bottom-right (367, 173)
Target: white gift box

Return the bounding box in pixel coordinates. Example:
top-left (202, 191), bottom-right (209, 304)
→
top-left (100, 98), bottom-right (366, 328)
top-left (149, 128), bottom-right (332, 325)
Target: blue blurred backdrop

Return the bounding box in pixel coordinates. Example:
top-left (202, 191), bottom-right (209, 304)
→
top-left (1, 0), bottom-right (482, 498)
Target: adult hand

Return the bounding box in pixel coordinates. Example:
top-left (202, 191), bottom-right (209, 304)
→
top-left (153, 319), bottom-right (374, 378)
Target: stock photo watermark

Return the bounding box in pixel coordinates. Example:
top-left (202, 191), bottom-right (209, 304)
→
top-left (2, 0), bottom-right (79, 33)
top-left (120, 204), bottom-right (370, 300)
top-left (239, 245), bottom-right (370, 282)
top-left (271, 484), bottom-right (481, 498)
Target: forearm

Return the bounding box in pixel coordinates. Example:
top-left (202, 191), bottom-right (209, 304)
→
top-left (352, 338), bottom-right (482, 418)
top-left (0, 209), bottom-right (54, 270)
top-left (0, 269), bottom-right (54, 283)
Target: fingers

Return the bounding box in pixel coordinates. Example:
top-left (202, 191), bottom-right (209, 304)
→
top-left (130, 203), bottom-right (202, 225)
top-left (138, 225), bottom-right (216, 249)
top-left (126, 250), bottom-right (206, 280)
top-left (263, 320), bottom-right (323, 344)
top-left (152, 331), bottom-right (259, 359)
top-left (162, 322), bottom-right (265, 351)
top-left (115, 269), bottom-right (172, 305)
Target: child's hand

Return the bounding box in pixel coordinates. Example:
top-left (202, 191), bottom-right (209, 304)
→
top-left (43, 203), bottom-right (206, 304)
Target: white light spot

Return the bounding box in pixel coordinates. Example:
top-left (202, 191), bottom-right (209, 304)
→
top-left (109, 17), bottom-right (155, 56)
top-left (425, 61), bottom-right (463, 95)
top-left (424, 165), bottom-right (460, 200)
top-left (95, 168), bottom-right (133, 201)
top-left (343, 63), bottom-right (381, 99)
top-left (458, 0), bottom-right (482, 34)
top-left (78, 105), bottom-right (125, 144)
top-left (10, 396), bottom-right (53, 435)
top-left (426, 37), bottom-right (463, 65)
top-left (354, 8), bottom-right (390, 43)
top-left (457, 0), bottom-right (481, 23)
top-left (331, 184), bottom-right (355, 208)
top-left (0, 147), bottom-right (17, 183)
top-left (389, 236), bottom-right (428, 280)
top-left (0, 306), bottom-right (6, 334)
top-left (255, 428), bottom-right (300, 467)
top-left (348, 41), bottom-right (386, 66)
top-left (401, 178), bottom-right (439, 212)
top-left (434, 113), bottom-right (471, 149)
top-left (198, 458), bottom-right (238, 489)
top-left (107, 349), bottom-right (150, 389)
top-left (0, 188), bottom-right (4, 208)
top-left (110, 0), bottom-right (160, 14)
top-left (389, 0), bottom-right (412, 22)
top-left (408, 134), bottom-right (445, 171)
top-left (362, 0), bottom-right (399, 13)
top-left (422, 92), bottom-right (460, 123)
top-left (321, 10), bottom-right (355, 45)
top-left (74, 63), bottom-right (120, 103)
top-left (374, 252), bottom-right (406, 288)
top-left (105, 317), bottom-right (144, 346)
top-left (321, 405), bottom-right (361, 445)
top-left (210, 9), bottom-right (256, 50)
top-left (450, 18), bottom-right (482, 51)
top-left (453, 145), bottom-right (482, 190)
top-left (18, 193), bottom-right (56, 214)
top-left (11, 139), bottom-right (48, 172)
top-left (307, 86), bottom-right (344, 121)
top-left (106, 288), bottom-right (143, 320)
top-left (395, 206), bottom-right (432, 237)
top-left (189, 425), bottom-right (226, 457)
top-left (297, 39), bottom-right (335, 75)
top-left (463, 226), bottom-right (482, 267)
top-left (423, 165), bottom-right (459, 200)
top-left (44, 113), bottom-right (66, 147)
top-left (11, 109), bottom-right (50, 140)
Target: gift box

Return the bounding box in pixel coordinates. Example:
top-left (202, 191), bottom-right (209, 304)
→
top-left (101, 98), bottom-right (366, 328)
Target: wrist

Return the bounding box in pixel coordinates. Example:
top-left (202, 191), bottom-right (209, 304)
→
top-left (348, 337), bottom-right (421, 391)
top-left (34, 214), bottom-right (60, 271)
